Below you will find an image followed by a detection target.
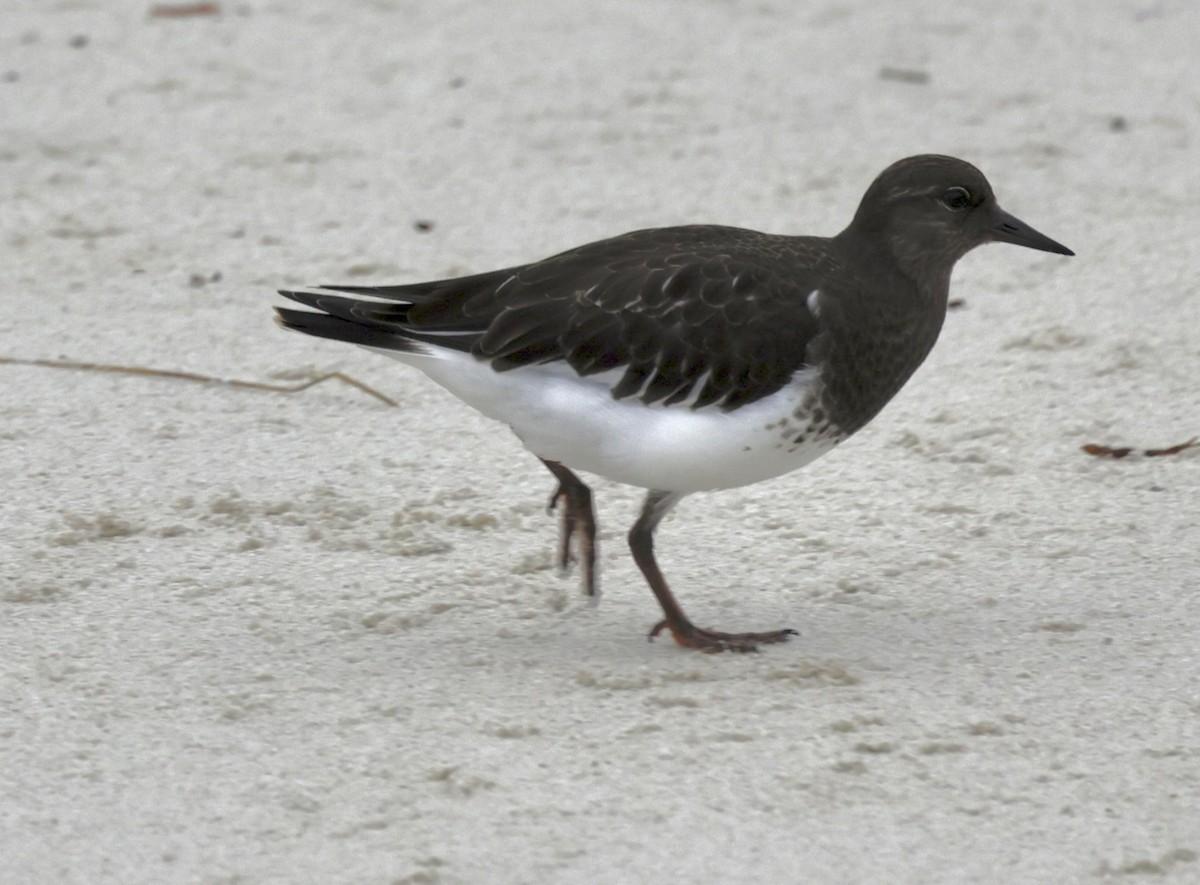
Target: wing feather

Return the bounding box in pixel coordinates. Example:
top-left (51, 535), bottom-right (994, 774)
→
top-left (277, 225), bottom-right (832, 410)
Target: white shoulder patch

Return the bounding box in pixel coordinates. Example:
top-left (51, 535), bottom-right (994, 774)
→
top-left (806, 289), bottom-right (821, 319)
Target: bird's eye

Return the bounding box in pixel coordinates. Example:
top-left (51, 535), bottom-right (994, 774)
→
top-left (941, 186), bottom-right (972, 211)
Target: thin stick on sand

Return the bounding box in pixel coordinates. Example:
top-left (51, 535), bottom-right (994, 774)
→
top-left (0, 356), bottom-right (398, 407)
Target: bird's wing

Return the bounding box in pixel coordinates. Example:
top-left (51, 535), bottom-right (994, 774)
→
top-left (277, 225), bottom-right (830, 410)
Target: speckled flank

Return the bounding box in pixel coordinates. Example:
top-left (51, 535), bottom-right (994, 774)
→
top-left (742, 376), bottom-right (846, 467)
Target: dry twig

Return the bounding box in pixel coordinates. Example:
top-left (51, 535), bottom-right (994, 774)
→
top-left (1081, 438), bottom-right (1197, 459)
top-left (149, 3), bottom-right (220, 18)
top-left (0, 356), bottom-right (398, 407)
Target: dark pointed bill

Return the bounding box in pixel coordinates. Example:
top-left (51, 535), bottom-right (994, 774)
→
top-left (991, 208), bottom-right (1074, 256)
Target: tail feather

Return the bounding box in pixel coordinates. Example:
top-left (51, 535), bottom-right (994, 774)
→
top-left (275, 289), bottom-right (481, 354)
top-left (275, 266), bottom-right (522, 357)
top-left (313, 266), bottom-right (522, 303)
top-left (279, 288), bottom-right (412, 326)
top-left (274, 306), bottom-right (423, 353)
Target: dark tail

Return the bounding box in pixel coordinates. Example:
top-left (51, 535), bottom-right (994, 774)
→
top-left (275, 288), bottom-right (479, 353)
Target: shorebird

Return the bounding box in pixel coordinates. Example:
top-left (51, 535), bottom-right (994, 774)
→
top-left (276, 155), bottom-right (1073, 652)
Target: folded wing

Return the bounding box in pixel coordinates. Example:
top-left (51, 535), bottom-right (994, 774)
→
top-left (277, 225), bottom-right (828, 411)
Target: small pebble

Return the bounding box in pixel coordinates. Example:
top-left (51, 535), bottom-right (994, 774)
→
top-left (879, 66), bottom-right (930, 85)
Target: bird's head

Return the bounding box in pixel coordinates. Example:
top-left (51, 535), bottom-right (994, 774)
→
top-left (843, 154), bottom-right (1073, 280)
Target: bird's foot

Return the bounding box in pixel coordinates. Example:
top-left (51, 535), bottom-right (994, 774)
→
top-left (545, 479), bottom-right (597, 596)
top-left (648, 620), bottom-right (798, 654)
top-left (546, 483), bottom-right (573, 569)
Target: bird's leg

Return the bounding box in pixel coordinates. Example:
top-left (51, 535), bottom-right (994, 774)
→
top-left (630, 491), bottom-right (797, 653)
top-left (539, 458), bottom-right (598, 597)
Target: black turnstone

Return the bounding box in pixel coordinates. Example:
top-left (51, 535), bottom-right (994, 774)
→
top-left (276, 155), bottom-right (1073, 653)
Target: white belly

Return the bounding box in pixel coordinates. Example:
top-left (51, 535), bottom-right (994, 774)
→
top-left (369, 347), bottom-right (842, 493)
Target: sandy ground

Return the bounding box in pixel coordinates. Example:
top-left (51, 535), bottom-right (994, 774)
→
top-left (3, 1), bottom-right (1199, 882)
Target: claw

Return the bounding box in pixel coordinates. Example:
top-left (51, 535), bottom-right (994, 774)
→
top-left (648, 619), bottom-right (797, 654)
top-left (546, 484), bottom-right (564, 516)
top-left (539, 460), bottom-right (599, 597)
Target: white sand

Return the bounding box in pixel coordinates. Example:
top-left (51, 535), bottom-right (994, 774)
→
top-left (3, 1), bottom-right (1199, 882)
